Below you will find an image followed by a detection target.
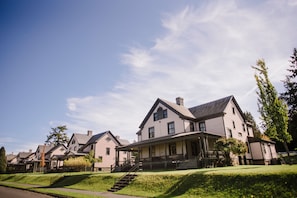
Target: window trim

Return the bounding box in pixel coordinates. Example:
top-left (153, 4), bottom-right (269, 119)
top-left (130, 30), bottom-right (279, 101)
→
top-left (148, 127), bottom-right (155, 138)
top-left (168, 122), bottom-right (175, 134)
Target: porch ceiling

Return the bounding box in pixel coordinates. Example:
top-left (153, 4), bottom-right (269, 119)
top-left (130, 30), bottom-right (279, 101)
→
top-left (117, 131), bottom-right (221, 151)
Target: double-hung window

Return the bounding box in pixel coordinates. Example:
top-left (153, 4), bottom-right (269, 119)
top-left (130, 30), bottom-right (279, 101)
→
top-left (168, 122), bottom-right (175, 134)
top-left (148, 127), bottom-right (155, 138)
top-left (199, 122), bottom-right (206, 132)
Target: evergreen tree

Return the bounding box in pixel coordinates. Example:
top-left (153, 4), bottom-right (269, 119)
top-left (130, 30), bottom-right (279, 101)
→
top-left (244, 111), bottom-right (262, 138)
top-left (281, 48), bottom-right (297, 150)
top-left (46, 125), bottom-right (69, 146)
top-left (0, 146), bottom-right (7, 173)
top-left (253, 59), bottom-right (292, 155)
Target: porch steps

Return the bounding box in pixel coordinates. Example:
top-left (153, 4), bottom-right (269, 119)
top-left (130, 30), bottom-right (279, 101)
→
top-left (108, 164), bottom-right (139, 192)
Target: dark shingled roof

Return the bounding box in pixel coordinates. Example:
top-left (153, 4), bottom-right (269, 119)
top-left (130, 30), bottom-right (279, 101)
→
top-left (189, 95), bottom-right (233, 120)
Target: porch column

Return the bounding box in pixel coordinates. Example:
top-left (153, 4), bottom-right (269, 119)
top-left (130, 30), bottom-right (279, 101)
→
top-left (164, 143), bottom-right (168, 169)
top-left (115, 147), bottom-right (119, 166)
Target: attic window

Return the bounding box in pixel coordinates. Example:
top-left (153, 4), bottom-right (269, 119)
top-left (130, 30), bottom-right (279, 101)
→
top-left (106, 137), bottom-right (111, 142)
top-left (232, 107), bottom-right (235, 114)
top-left (153, 107), bottom-right (168, 121)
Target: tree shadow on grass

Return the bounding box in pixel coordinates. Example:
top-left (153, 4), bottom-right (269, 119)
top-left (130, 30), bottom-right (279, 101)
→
top-left (157, 169), bottom-right (217, 198)
top-left (46, 173), bottom-right (92, 188)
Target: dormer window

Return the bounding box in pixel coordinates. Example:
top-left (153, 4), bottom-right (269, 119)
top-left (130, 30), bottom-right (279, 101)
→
top-left (153, 107), bottom-right (168, 121)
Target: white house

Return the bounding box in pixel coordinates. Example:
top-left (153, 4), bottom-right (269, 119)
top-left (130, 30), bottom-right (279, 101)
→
top-left (117, 96), bottom-right (278, 170)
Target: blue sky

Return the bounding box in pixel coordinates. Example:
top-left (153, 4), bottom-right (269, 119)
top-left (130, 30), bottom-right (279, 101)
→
top-left (1, 0), bottom-right (297, 154)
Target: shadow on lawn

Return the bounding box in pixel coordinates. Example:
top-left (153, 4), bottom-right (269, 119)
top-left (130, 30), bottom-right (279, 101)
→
top-left (46, 173), bottom-right (92, 188)
top-left (158, 169), bottom-right (216, 198)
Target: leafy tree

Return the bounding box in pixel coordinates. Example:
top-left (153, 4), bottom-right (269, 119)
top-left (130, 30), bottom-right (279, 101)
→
top-left (0, 147), bottom-right (7, 173)
top-left (214, 138), bottom-right (247, 166)
top-left (244, 111), bottom-right (262, 138)
top-left (84, 150), bottom-right (102, 171)
top-left (281, 48), bottom-right (297, 150)
top-left (46, 125), bottom-right (69, 146)
top-left (252, 59), bottom-right (292, 155)
top-left (64, 156), bottom-right (92, 171)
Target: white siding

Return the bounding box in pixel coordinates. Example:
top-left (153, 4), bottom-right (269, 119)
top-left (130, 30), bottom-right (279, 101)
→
top-left (223, 101), bottom-right (250, 143)
top-left (205, 117), bottom-right (225, 136)
top-left (141, 104), bottom-right (185, 141)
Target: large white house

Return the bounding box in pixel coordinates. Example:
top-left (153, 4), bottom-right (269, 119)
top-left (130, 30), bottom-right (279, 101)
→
top-left (117, 96), bottom-right (278, 170)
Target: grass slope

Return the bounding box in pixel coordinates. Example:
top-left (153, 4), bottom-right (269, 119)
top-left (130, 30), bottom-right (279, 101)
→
top-left (0, 165), bottom-right (296, 198)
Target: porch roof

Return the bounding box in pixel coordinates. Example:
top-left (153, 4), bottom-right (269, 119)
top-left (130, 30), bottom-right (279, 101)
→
top-left (117, 131), bottom-right (221, 151)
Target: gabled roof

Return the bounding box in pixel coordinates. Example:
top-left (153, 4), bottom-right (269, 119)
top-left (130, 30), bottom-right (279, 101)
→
top-left (189, 95), bottom-right (233, 120)
top-left (17, 151), bottom-right (33, 159)
top-left (6, 154), bottom-right (17, 162)
top-left (67, 133), bottom-right (92, 147)
top-left (139, 98), bottom-right (195, 129)
top-left (139, 95), bottom-right (247, 129)
top-left (45, 144), bottom-right (67, 155)
top-left (36, 144), bottom-right (54, 154)
top-left (80, 131), bottom-right (122, 151)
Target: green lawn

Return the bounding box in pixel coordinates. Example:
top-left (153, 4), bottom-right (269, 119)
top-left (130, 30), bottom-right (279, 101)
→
top-left (0, 165), bottom-right (297, 198)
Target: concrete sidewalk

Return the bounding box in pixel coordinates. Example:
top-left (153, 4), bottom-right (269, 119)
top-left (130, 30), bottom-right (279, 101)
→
top-left (0, 182), bottom-right (141, 198)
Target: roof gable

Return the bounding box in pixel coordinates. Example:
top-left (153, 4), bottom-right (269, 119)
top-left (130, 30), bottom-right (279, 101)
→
top-left (80, 131), bottom-right (122, 151)
top-left (139, 98), bottom-right (195, 129)
top-left (67, 133), bottom-right (92, 147)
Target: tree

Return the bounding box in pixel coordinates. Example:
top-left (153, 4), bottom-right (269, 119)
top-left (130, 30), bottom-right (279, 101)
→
top-left (46, 125), bottom-right (69, 146)
top-left (252, 59), bottom-right (292, 155)
top-left (281, 48), bottom-right (297, 150)
top-left (84, 150), bottom-right (102, 171)
top-left (0, 147), bottom-right (7, 173)
top-left (64, 157), bottom-right (92, 171)
top-left (244, 111), bottom-right (262, 138)
top-left (214, 138), bottom-right (247, 166)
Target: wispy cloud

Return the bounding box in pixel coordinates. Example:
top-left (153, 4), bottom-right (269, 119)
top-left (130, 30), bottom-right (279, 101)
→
top-left (65, 0), bottom-right (297, 140)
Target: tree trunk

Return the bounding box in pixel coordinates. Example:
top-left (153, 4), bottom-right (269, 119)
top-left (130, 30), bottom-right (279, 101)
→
top-left (283, 141), bottom-right (291, 164)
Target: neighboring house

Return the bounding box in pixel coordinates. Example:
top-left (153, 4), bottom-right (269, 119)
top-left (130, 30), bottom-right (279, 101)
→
top-left (79, 131), bottom-right (130, 171)
top-left (32, 144), bottom-right (54, 172)
top-left (6, 153), bottom-right (17, 165)
top-left (6, 150), bottom-right (34, 173)
top-left (45, 144), bottom-right (67, 170)
top-left (65, 130), bottom-right (93, 158)
top-left (117, 96), bottom-right (277, 170)
top-left (248, 137), bottom-right (278, 165)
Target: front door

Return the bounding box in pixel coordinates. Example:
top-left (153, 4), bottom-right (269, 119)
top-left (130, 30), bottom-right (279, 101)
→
top-left (191, 141), bottom-right (199, 156)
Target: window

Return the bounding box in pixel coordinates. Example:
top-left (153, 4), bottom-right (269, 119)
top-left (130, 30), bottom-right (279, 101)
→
top-left (72, 139), bottom-right (76, 144)
top-left (168, 122), bottom-right (175, 134)
top-left (242, 124), bottom-right (245, 131)
top-left (148, 127), bottom-right (155, 138)
top-left (190, 122), bottom-right (195, 132)
top-left (232, 121), bottom-right (236, 129)
top-left (262, 143), bottom-right (266, 154)
top-left (106, 147), bottom-right (110, 155)
top-left (163, 109), bottom-right (168, 119)
top-left (232, 107), bottom-right (235, 114)
top-left (199, 122), bottom-right (206, 132)
top-left (153, 107), bottom-right (168, 121)
top-left (238, 132), bottom-right (242, 137)
top-left (228, 129), bottom-right (233, 138)
top-left (106, 137), bottom-right (111, 141)
top-left (169, 143), bottom-right (176, 155)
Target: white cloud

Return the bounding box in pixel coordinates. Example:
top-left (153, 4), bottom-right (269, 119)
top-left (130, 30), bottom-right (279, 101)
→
top-left (65, 0), bottom-right (297, 140)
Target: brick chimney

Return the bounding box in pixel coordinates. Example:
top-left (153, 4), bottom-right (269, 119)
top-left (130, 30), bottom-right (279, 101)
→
top-left (176, 97), bottom-right (184, 106)
top-left (87, 130), bottom-right (93, 136)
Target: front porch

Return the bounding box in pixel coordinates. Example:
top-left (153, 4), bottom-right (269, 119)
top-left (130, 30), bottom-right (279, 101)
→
top-left (116, 131), bottom-right (223, 171)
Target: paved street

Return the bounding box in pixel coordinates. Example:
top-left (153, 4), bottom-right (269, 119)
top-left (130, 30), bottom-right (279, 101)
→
top-left (0, 186), bottom-right (53, 198)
